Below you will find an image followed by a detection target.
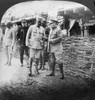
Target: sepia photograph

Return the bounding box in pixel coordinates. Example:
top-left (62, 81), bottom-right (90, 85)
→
top-left (0, 0), bottom-right (95, 100)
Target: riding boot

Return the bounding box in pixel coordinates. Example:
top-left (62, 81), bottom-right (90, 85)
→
top-left (47, 61), bottom-right (55, 76)
top-left (59, 63), bottom-right (64, 79)
top-left (29, 58), bottom-right (33, 77)
top-left (35, 59), bottom-right (40, 74)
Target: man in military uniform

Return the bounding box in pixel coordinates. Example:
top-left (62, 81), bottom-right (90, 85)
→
top-left (17, 19), bottom-right (29, 67)
top-left (38, 19), bottom-right (50, 70)
top-left (26, 18), bottom-right (45, 76)
top-left (0, 24), bottom-right (3, 50)
top-left (3, 22), bottom-right (16, 66)
top-left (47, 18), bottom-right (64, 79)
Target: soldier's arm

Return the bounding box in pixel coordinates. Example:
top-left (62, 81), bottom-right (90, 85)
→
top-left (11, 29), bottom-right (16, 47)
top-left (50, 29), bottom-right (62, 44)
top-left (3, 28), bottom-right (7, 46)
top-left (16, 28), bottom-right (20, 41)
top-left (42, 28), bottom-right (48, 41)
top-left (0, 28), bottom-right (3, 41)
top-left (26, 26), bottom-right (32, 46)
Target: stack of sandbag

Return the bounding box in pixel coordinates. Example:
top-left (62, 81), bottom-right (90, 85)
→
top-left (62, 36), bottom-right (95, 77)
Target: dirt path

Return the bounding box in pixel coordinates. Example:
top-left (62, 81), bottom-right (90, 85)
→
top-left (0, 50), bottom-right (95, 100)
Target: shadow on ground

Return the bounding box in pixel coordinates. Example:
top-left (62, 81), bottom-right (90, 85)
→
top-left (0, 74), bottom-right (95, 100)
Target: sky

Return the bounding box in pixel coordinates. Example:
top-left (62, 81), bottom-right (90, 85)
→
top-left (1, 1), bottom-right (88, 23)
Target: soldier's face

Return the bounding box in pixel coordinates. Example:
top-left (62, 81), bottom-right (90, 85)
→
top-left (37, 21), bottom-right (41, 26)
top-left (51, 23), bottom-right (57, 29)
top-left (42, 21), bottom-right (47, 27)
top-left (21, 22), bottom-right (27, 27)
top-left (7, 24), bottom-right (12, 28)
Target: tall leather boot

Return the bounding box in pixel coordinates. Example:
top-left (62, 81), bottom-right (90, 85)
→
top-left (47, 61), bottom-right (55, 76)
top-left (59, 63), bottom-right (64, 79)
top-left (29, 58), bottom-right (33, 77)
top-left (35, 59), bottom-right (40, 74)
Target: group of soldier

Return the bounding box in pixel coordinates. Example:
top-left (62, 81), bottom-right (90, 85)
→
top-left (1, 16), bottom-right (67, 79)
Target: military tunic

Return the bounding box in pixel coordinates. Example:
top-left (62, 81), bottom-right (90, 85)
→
top-left (48, 27), bottom-right (63, 63)
top-left (26, 25), bottom-right (45, 58)
top-left (3, 27), bottom-right (16, 53)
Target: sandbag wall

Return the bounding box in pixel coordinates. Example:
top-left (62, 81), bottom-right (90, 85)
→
top-left (62, 36), bottom-right (95, 79)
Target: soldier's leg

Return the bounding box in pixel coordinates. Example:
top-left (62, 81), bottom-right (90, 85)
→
top-left (38, 51), bottom-right (42, 70)
top-left (41, 49), bottom-right (45, 70)
top-left (19, 46), bottom-right (24, 67)
top-left (35, 50), bottom-right (41, 74)
top-left (47, 53), bottom-right (56, 76)
top-left (25, 46), bottom-right (29, 67)
top-left (47, 62), bottom-right (55, 76)
top-left (5, 46), bottom-right (9, 65)
top-left (38, 50), bottom-right (45, 70)
top-left (47, 52), bottom-right (51, 70)
top-left (59, 63), bottom-right (64, 79)
top-left (28, 57), bottom-right (33, 76)
top-left (28, 48), bottom-right (34, 76)
top-left (35, 58), bottom-right (40, 74)
top-left (8, 53), bottom-right (12, 66)
top-left (8, 46), bottom-right (13, 66)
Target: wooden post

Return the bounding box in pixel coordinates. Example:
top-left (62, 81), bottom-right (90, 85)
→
top-left (80, 26), bottom-right (84, 37)
top-left (79, 19), bottom-right (84, 37)
top-left (84, 26), bottom-right (88, 37)
top-left (68, 29), bottom-right (70, 36)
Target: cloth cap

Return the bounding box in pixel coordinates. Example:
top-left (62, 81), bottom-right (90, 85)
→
top-left (6, 22), bottom-right (12, 26)
top-left (21, 19), bottom-right (27, 23)
top-left (49, 18), bottom-right (58, 24)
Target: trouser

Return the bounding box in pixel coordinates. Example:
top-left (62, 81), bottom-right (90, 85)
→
top-left (39, 45), bottom-right (49, 69)
top-left (19, 45), bottom-right (29, 64)
top-left (29, 49), bottom-right (41, 75)
top-left (29, 58), bottom-right (39, 75)
top-left (49, 52), bottom-right (64, 77)
top-left (39, 49), bottom-right (45, 69)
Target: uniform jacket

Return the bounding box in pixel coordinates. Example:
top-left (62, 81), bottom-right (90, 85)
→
top-left (17, 26), bottom-right (28, 46)
top-left (48, 27), bottom-right (63, 53)
top-left (3, 27), bottom-right (16, 46)
top-left (26, 25), bottom-right (45, 49)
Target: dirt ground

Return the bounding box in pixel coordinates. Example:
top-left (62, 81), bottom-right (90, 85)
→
top-left (0, 50), bottom-right (95, 100)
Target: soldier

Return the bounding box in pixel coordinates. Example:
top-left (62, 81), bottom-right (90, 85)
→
top-left (47, 18), bottom-right (64, 79)
top-left (38, 19), bottom-right (50, 70)
top-left (0, 24), bottom-right (3, 50)
top-left (17, 19), bottom-right (29, 67)
top-left (3, 22), bottom-right (16, 66)
top-left (26, 18), bottom-right (45, 76)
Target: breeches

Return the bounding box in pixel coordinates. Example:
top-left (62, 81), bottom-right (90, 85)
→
top-left (30, 48), bottom-right (41, 59)
top-left (19, 45), bottom-right (29, 63)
